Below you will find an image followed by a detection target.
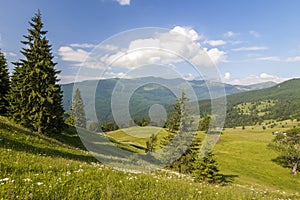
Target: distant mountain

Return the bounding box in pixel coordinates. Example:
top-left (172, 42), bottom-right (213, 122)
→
top-left (198, 78), bottom-right (300, 127)
top-left (234, 81), bottom-right (277, 91)
top-left (61, 77), bottom-right (277, 123)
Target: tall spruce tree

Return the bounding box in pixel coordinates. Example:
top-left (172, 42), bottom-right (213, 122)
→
top-left (8, 11), bottom-right (64, 134)
top-left (161, 91), bottom-right (196, 168)
top-left (0, 50), bottom-right (10, 115)
top-left (68, 88), bottom-right (86, 128)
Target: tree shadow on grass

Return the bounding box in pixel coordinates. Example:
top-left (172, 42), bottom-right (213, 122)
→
top-left (1, 137), bottom-right (97, 163)
top-left (219, 174), bottom-right (239, 185)
top-left (0, 121), bottom-right (97, 163)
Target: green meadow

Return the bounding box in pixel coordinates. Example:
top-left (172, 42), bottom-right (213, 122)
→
top-left (1, 116), bottom-right (299, 199)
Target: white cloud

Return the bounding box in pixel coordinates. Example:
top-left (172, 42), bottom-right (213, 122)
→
top-left (104, 71), bottom-right (127, 78)
top-left (224, 72), bottom-right (231, 80)
top-left (224, 73), bottom-right (288, 85)
top-left (58, 26), bottom-right (226, 74)
top-left (70, 43), bottom-right (96, 48)
top-left (224, 31), bottom-right (238, 38)
top-left (101, 26), bottom-right (226, 69)
top-left (286, 56), bottom-right (300, 62)
top-left (182, 73), bottom-right (195, 80)
top-left (116, 0), bottom-right (130, 6)
top-left (204, 40), bottom-right (227, 46)
top-left (3, 52), bottom-right (17, 57)
top-left (58, 46), bottom-right (89, 63)
top-left (232, 46), bottom-right (268, 51)
top-left (229, 40), bottom-right (245, 45)
top-left (249, 31), bottom-right (261, 38)
top-left (170, 26), bottom-right (201, 41)
top-left (257, 56), bottom-right (281, 61)
top-left (205, 48), bottom-right (227, 64)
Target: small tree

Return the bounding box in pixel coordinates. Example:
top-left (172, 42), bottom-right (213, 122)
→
top-left (145, 133), bottom-right (157, 153)
top-left (193, 152), bottom-right (222, 183)
top-left (269, 128), bottom-right (300, 175)
top-left (0, 50), bottom-right (10, 115)
top-left (199, 115), bottom-right (211, 132)
top-left (167, 91), bottom-right (189, 132)
top-left (69, 88), bottom-right (86, 128)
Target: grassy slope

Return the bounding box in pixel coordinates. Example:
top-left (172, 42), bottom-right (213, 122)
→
top-left (0, 117), bottom-right (299, 199)
top-left (214, 125), bottom-right (300, 193)
top-left (108, 123), bottom-right (300, 195)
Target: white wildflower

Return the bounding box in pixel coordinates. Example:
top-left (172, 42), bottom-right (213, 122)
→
top-left (0, 178), bottom-right (9, 182)
top-left (36, 182), bottom-right (43, 186)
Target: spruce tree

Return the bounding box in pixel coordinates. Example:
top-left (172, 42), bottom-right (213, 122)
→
top-left (69, 88), bottom-right (86, 128)
top-left (0, 50), bottom-right (10, 115)
top-left (8, 11), bottom-right (64, 134)
top-left (193, 152), bottom-right (222, 183)
top-left (161, 91), bottom-right (196, 168)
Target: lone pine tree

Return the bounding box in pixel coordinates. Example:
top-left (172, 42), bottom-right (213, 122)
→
top-left (0, 50), bottom-right (10, 115)
top-left (8, 10), bottom-right (64, 134)
top-left (68, 88), bottom-right (86, 128)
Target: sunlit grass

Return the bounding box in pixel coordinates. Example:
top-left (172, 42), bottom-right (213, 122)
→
top-left (0, 116), bottom-right (299, 199)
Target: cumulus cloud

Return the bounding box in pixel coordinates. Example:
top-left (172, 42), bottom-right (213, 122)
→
top-left (116, 0), bottom-right (130, 6)
top-left (101, 26), bottom-right (226, 68)
top-left (170, 26), bottom-right (200, 41)
top-left (224, 31), bottom-right (238, 38)
top-left (232, 46), bottom-right (267, 51)
top-left (58, 26), bottom-right (227, 78)
top-left (223, 73), bottom-right (288, 85)
top-left (58, 46), bottom-right (89, 63)
top-left (204, 40), bottom-right (227, 46)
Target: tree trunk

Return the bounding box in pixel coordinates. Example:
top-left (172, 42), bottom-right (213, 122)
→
top-left (38, 126), bottom-right (42, 134)
top-left (291, 161), bottom-right (298, 175)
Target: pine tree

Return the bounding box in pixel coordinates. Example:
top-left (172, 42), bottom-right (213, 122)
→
top-left (69, 88), bottom-right (86, 128)
top-left (8, 10), bottom-right (64, 134)
top-left (145, 133), bottom-right (157, 153)
top-left (0, 50), bottom-right (10, 115)
top-left (167, 91), bottom-right (189, 132)
top-left (193, 152), bottom-right (222, 183)
top-left (161, 91), bottom-right (196, 168)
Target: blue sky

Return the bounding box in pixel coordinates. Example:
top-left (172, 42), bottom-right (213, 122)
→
top-left (1, 0), bottom-right (300, 85)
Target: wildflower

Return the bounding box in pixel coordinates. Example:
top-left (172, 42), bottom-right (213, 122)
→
top-left (36, 182), bottom-right (43, 186)
top-left (23, 178), bottom-right (32, 182)
top-left (0, 178), bottom-right (9, 182)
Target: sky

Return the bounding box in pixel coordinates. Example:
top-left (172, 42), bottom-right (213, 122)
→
top-left (1, 0), bottom-right (300, 85)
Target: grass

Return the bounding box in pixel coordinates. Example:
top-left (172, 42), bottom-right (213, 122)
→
top-left (212, 126), bottom-right (300, 193)
top-left (106, 126), bottom-right (169, 151)
top-left (1, 116), bottom-right (299, 199)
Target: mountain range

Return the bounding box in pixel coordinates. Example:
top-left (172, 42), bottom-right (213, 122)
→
top-left (61, 77), bottom-right (277, 124)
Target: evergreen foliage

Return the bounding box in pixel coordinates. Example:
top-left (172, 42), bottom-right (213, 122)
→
top-left (7, 11), bottom-right (64, 134)
top-left (68, 88), bottom-right (86, 128)
top-left (192, 152), bottom-right (222, 183)
top-left (145, 133), bottom-right (157, 153)
top-left (0, 50), bottom-right (10, 115)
